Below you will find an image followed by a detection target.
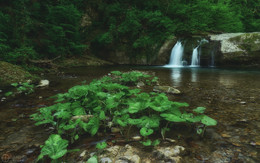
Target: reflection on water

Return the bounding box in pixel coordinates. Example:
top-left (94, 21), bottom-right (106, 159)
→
top-left (170, 68), bottom-right (182, 87)
top-left (219, 75), bottom-right (237, 88)
top-left (191, 68), bottom-right (198, 83)
top-left (170, 68), bottom-right (199, 86)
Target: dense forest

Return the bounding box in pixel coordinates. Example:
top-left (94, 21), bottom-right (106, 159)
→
top-left (0, 0), bottom-right (259, 66)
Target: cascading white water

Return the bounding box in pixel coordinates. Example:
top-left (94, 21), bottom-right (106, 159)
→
top-left (164, 41), bottom-right (184, 67)
top-left (190, 46), bottom-right (200, 67)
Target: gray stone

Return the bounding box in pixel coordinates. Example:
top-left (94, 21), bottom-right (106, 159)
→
top-left (137, 81), bottom-right (145, 88)
top-left (100, 157), bottom-right (113, 163)
top-left (154, 146), bottom-right (185, 163)
top-left (37, 79), bottom-right (49, 87)
top-left (106, 146), bottom-right (120, 157)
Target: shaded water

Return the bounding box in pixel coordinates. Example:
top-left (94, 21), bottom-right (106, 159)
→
top-left (0, 66), bottom-right (259, 162)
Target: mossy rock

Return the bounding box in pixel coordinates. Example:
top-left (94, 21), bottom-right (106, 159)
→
top-left (229, 33), bottom-right (260, 52)
top-left (0, 61), bottom-right (39, 87)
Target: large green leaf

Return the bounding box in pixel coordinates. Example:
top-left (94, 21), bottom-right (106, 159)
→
top-left (193, 107), bottom-right (206, 114)
top-left (139, 115), bottom-right (160, 128)
top-left (201, 115), bottom-right (217, 126)
top-left (160, 113), bottom-right (186, 122)
top-left (72, 107), bottom-right (86, 116)
top-left (68, 85), bottom-right (88, 99)
top-left (140, 139), bottom-right (152, 146)
top-left (140, 127), bottom-right (154, 136)
top-left (38, 134), bottom-right (68, 160)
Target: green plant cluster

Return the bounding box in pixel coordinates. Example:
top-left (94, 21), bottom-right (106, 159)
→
top-left (31, 71), bottom-right (217, 161)
top-left (4, 82), bottom-right (34, 97)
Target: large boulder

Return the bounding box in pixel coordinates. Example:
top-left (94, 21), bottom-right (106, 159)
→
top-left (210, 32), bottom-right (260, 65)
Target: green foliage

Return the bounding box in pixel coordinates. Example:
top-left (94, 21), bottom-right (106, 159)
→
top-left (38, 134), bottom-right (69, 161)
top-left (11, 82), bottom-right (34, 95)
top-left (96, 142), bottom-right (107, 149)
top-left (4, 91), bottom-right (13, 97)
top-left (87, 155), bottom-right (98, 163)
top-left (32, 71), bottom-right (217, 161)
top-left (3, 46), bottom-right (38, 65)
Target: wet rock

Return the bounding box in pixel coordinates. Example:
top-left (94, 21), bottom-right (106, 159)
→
top-left (209, 148), bottom-right (254, 163)
top-left (106, 146), bottom-right (120, 157)
top-left (117, 154), bottom-right (141, 163)
top-left (137, 81), bottom-right (145, 88)
top-left (153, 146), bottom-right (185, 163)
top-left (142, 158), bottom-right (152, 163)
top-left (100, 157), bottom-right (112, 163)
top-left (103, 145), bottom-right (141, 163)
top-left (240, 101), bottom-right (246, 105)
top-left (165, 138), bottom-right (176, 143)
top-left (132, 135), bottom-right (142, 141)
top-left (79, 150), bottom-right (87, 157)
top-left (37, 79), bottom-right (49, 87)
top-left (111, 127), bottom-right (121, 133)
top-left (153, 86), bottom-right (181, 95)
top-left (26, 148), bottom-right (35, 155)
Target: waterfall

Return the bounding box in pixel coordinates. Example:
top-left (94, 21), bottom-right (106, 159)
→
top-left (164, 41), bottom-right (184, 67)
top-left (190, 46), bottom-right (200, 67)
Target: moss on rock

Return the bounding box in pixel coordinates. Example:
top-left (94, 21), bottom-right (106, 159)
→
top-left (0, 61), bottom-right (39, 87)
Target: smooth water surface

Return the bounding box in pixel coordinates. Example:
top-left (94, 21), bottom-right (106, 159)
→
top-left (0, 66), bottom-right (259, 162)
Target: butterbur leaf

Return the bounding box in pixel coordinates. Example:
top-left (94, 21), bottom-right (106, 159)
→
top-left (128, 102), bottom-right (142, 113)
top-left (87, 155), bottom-right (98, 163)
top-left (111, 71), bottom-right (122, 76)
top-left (68, 85), bottom-right (88, 99)
top-left (160, 113), bottom-right (186, 122)
top-left (140, 139), bottom-right (152, 146)
top-left (152, 139), bottom-right (160, 146)
top-left (193, 107), bottom-right (206, 114)
top-left (116, 118), bottom-right (128, 127)
top-left (11, 83), bottom-right (19, 87)
top-left (73, 107), bottom-right (86, 116)
top-left (96, 141), bottom-right (107, 149)
top-left (172, 102), bottom-right (189, 108)
top-left (127, 118), bottom-right (142, 125)
top-left (128, 89), bottom-right (141, 95)
top-left (99, 111), bottom-right (106, 120)
top-left (38, 134), bottom-right (68, 160)
top-left (201, 115), bottom-right (217, 126)
top-left (197, 128), bottom-right (203, 135)
top-left (74, 135), bottom-right (79, 140)
top-left (140, 127), bottom-right (153, 137)
top-left (139, 115), bottom-right (160, 128)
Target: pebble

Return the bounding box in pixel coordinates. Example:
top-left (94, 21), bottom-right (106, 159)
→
top-left (111, 127), bottom-right (120, 133)
top-left (240, 101), bottom-right (246, 105)
top-left (37, 79), bottom-right (49, 87)
top-left (132, 136), bottom-right (142, 141)
top-left (79, 150), bottom-right (87, 157)
top-left (100, 157), bottom-right (112, 163)
top-left (165, 138), bottom-right (176, 143)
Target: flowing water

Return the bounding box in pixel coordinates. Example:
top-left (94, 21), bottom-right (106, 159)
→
top-left (165, 41), bottom-right (184, 67)
top-left (190, 46), bottom-right (200, 67)
top-left (0, 66), bottom-right (259, 162)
